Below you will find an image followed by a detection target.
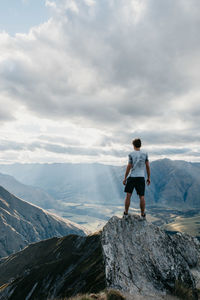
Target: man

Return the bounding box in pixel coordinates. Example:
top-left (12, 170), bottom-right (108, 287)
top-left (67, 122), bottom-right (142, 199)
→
top-left (123, 138), bottom-right (150, 219)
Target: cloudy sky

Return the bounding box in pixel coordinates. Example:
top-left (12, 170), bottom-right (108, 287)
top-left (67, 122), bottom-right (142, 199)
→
top-left (0, 0), bottom-right (200, 165)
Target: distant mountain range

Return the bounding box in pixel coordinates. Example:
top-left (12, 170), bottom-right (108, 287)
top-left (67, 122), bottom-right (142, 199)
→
top-left (0, 159), bottom-right (199, 208)
top-left (0, 186), bottom-right (85, 258)
top-left (147, 159), bottom-right (200, 208)
top-left (0, 162), bottom-right (122, 204)
top-left (0, 172), bottom-right (55, 209)
top-left (0, 215), bottom-right (199, 300)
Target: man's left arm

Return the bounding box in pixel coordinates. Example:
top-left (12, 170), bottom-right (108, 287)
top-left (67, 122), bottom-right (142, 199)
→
top-left (145, 160), bottom-right (150, 185)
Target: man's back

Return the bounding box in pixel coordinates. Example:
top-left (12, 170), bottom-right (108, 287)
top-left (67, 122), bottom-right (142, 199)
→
top-left (128, 150), bottom-right (148, 178)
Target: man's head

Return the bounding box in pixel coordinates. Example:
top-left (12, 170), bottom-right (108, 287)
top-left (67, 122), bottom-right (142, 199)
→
top-left (132, 138), bottom-right (141, 149)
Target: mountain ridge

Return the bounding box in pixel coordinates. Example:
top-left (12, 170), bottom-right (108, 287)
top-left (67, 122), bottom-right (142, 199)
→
top-left (0, 172), bottom-right (55, 209)
top-left (0, 186), bottom-right (86, 258)
top-left (0, 233), bottom-right (106, 300)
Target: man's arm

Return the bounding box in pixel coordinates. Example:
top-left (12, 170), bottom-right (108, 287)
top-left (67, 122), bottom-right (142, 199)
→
top-left (123, 163), bottom-right (132, 185)
top-left (145, 160), bottom-right (151, 185)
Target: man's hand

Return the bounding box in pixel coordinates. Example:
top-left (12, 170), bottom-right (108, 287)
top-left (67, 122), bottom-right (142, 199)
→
top-left (123, 163), bottom-right (132, 186)
top-left (146, 178), bottom-right (150, 186)
top-left (123, 178), bottom-right (127, 185)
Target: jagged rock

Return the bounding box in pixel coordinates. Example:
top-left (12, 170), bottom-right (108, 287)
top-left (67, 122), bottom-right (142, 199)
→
top-left (0, 214), bottom-right (199, 299)
top-left (101, 215), bottom-right (200, 299)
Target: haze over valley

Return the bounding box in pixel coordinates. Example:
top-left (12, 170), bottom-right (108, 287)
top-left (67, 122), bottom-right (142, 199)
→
top-left (0, 159), bottom-right (199, 236)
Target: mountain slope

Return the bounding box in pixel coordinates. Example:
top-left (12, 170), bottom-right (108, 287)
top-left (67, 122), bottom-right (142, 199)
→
top-left (0, 186), bottom-right (85, 258)
top-left (0, 234), bottom-right (106, 300)
top-left (0, 215), bottom-right (199, 300)
top-left (0, 172), bottom-right (55, 209)
top-left (146, 159), bottom-right (200, 208)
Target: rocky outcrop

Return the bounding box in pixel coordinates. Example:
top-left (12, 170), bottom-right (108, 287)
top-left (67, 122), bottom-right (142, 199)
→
top-left (0, 186), bottom-right (86, 258)
top-left (101, 215), bottom-right (200, 299)
top-left (0, 214), bottom-right (199, 299)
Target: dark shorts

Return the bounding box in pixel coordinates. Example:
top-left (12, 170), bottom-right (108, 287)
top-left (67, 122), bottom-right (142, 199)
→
top-left (124, 177), bottom-right (145, 196)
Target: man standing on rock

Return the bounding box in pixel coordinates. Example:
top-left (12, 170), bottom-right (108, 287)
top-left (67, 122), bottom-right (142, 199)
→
top-left (123, 138), bottom-right (150, 219)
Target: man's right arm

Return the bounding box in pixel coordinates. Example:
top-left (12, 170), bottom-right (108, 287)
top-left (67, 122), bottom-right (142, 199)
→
top-left (145, 160), bottom-right (151, 185)
top-left (123, 163), bottom-right (132, 185)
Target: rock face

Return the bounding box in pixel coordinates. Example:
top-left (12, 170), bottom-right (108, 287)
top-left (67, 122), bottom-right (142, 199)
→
top-left (0, 186), bottom-right (86, 258)
top-left (0, 214), bottom-right (200, 300)
top-left (101, 215), bottom-right (200, 299)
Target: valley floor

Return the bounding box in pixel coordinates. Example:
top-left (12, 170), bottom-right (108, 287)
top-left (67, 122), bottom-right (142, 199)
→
top-left (47, 204), bottom-right (200, 238)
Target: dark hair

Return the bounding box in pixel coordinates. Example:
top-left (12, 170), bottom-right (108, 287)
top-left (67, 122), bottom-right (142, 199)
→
top-left (132, 138), bottom-right (141, 148)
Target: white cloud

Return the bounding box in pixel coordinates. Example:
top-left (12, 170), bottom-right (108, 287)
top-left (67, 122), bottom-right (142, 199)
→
top-left (84, 0), bottom-right (95, 7)
top-left (45, 1), bottom-right (56, 9)
top-left (0, 0), bottom-right (200, 163)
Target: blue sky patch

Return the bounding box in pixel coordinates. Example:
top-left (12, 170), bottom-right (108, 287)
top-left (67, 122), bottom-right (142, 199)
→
top-left (0, 0), bottom-right (50, 35)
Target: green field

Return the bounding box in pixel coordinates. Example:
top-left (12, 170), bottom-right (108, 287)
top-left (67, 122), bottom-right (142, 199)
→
top-left (163, 214), bottom-right (200, 237)
top-left (148, 207), bottom-right (200, 238)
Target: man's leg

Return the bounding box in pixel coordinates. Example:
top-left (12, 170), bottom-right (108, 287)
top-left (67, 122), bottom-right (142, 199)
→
top-left (139, 195), bottom-right (145, 216)
top-left (124, 193), bottom-right (132, 214)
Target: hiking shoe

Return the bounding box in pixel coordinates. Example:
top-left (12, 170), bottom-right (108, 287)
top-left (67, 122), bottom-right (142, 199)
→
top-left (141, 212), bottom-right (146, 220)
top-left (123, 211), bottom-right (129, 219)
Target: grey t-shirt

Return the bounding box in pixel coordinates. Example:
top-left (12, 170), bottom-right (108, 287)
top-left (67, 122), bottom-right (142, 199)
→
top-left (128, 150), bottom-right (148, 177)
